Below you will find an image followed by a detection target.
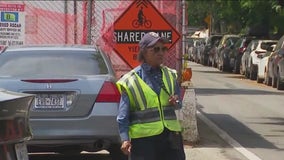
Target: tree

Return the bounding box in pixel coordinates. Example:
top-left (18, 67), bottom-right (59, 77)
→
top-left (186, 0), bottom-right (284, 38)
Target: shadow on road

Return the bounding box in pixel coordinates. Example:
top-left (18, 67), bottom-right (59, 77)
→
top-left (197, 108), bottom-right (284, 151)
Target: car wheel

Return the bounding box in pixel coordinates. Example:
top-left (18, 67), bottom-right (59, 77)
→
top-left (249, 64), bottom-right (257, 80)
top-left (217, 59), bottom-right (222, 71)
top-left (222, 61), bottom-right (227, 72)
top-left (194, 56), bottom-right (198, 63)
top-left (264, 68), bottom-right (272, 86)
top-left (245, 67), bottom-right (250, 79)
top-left (239, 62), bottom-right (244, 75)
top-left (200, 55), bottom-right (204, 65)
top-left (266, 77), bottom-right (272, 86)
top-left (272, 75), bottom-right (277, 88)
top-left (276, 71), bottom-right (284, 90)
top-left (108, 144), bottom-right (128, 160)
top-left (207, 58), bottom-right (210, 66)
top-left (256, 75), bottom-right (263, 83)
top-left (213, 60), bottom-right (217, 68)
top-left (256, 67), bottom-right (263, 83)
top-left (233, 60), bottom-right (240, 74)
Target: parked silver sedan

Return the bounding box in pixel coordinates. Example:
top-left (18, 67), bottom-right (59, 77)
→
top-left (0, 45), bottom-right (126, 159)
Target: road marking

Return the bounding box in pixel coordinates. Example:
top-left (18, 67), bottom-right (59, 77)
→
top-left (197, 110), bottom-right (263, 160)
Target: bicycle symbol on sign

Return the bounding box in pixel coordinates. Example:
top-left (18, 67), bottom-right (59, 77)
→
top-left (132, 6), bottom-right (152, 28)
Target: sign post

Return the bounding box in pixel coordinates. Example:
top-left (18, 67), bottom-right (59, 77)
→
top-left (103, 0), bottom-right (180, 68)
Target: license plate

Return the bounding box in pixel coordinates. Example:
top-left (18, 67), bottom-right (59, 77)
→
top-left (15, 142), bottom-right (29, 160)
top-left (34, 94), bottom-right (65, 109)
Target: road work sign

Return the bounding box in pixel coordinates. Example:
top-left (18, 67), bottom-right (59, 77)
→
top-left (103, 0), bottom-right (180, 68)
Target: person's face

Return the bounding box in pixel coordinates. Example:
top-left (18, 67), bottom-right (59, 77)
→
top-left (144, 41), bottom-right (168, 68)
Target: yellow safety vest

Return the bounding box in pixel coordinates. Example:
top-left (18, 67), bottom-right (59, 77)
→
top-left (116, 66), bottom-right (181, 139)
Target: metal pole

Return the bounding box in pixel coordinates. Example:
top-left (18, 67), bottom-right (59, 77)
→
top-left (64, 0), bottom-right (68, 44)
top-left (74, 0), bottom-right (77, 44)
top-left (86, 0), bottom-right (92, 44)
top-left (182, 0), bottom-right (186, 68)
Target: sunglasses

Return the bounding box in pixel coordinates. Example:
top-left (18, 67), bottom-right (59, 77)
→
top-left (149, 46), bottom-right (168, 53)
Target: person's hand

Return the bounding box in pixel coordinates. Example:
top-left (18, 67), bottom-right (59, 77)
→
top-left (169, 95), bottom-right (179, 106)
top-left (121, 140), bottom-right (131, 155)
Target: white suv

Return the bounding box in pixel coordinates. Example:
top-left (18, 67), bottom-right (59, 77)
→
top-left (247, 40), bottom-right (278, 80)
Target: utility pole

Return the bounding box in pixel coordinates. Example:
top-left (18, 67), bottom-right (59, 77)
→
top-left (73, 0), bottom-right (77, 44)
top-left (182, 0), bottom-right (186, 67)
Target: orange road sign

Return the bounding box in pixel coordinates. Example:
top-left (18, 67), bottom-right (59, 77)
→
top-left (103, 0), bottom-right (180, 68)
top-left (204, 15), bottom-right (211, 25)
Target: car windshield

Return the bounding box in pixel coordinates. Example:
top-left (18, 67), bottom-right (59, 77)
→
top-left (0, 50), bottom-right (109, 76)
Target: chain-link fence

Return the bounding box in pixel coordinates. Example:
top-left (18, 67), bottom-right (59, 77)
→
top-left (0, 0), bottom-right (183, 78)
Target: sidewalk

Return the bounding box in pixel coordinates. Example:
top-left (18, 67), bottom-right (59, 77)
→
top-left (183, 114), bottom-right (249, 160)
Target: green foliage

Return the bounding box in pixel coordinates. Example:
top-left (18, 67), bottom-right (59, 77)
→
top-left (186, 0), bottom-right (284, 38)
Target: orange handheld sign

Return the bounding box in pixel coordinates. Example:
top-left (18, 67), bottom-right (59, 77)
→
top-left (103, 0), bottom-right (180, 68)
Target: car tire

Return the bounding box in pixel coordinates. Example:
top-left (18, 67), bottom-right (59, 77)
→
top-left (266, 77), bottom-right (272, 86)
top-left (239, 62), bottom-right (244, 75)
top-left (217, 59), bottom-right (223, 71)
top-left (233, 60), bottom-right (240, 74)
top-left (208, 58), bottom-right (212, 66)
top-left (256, 75), bottom-right (263, 83)
top-left (222, 62), bottom-right (227, 72)
top-left (249, 64), bottom-right (257, 80)
top-left (272, 75), bottom-right (277, 88)
top-left (108, 144), bottom-right (128, 160)
top-left (245, 67), bottom-right (250, 79)
top-left (276, 71), bottom-right (284, 90)
top-left (213, 60), bottom-right (217, 68)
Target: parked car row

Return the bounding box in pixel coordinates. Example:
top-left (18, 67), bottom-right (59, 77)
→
top-left (187, 34), bottom-right (284, 90)
top-left (216, 34), bottom-right (240, 72)
top-left (241, 39), bottom-right (278, 80)
top-left (186, 37), bottom-right (206, 63)
top-left (202, 35), bottom-right (223, 67)
top-left (265, 35), bottom-right (284, 90)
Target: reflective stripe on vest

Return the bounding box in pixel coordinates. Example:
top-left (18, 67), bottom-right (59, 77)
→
top-left (129, 105), bottom-right (177, 124)
top-left (125, 72), bottom-right (147, 110)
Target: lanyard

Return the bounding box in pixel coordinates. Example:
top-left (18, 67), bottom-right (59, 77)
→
top-left (149, 71), bottom-right (171, 96)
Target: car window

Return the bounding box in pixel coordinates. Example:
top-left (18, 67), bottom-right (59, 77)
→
top-left (252, 41), bottom-right (258, 50)
top-left (0, 50), bottom-right (109, 76)
top-left (261, 42), bottom-right (277, 50)
top-left (225, 39), bottom-right (231, 46)
top-left (246, 41), bottom-right (254, 52)
top-left (234, 39), bottom-right (242, 48)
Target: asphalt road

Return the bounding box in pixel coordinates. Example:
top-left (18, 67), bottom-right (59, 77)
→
top-left (190, 61), bottom-right (284, 160)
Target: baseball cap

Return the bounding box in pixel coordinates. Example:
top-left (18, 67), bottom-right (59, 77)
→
top-left (139, 32), bottom-right (167, 49)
